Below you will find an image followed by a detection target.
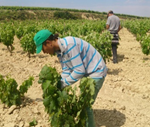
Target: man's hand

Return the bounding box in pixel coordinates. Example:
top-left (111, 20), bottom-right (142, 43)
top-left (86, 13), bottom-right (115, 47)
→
top-left (106, 24), bottom-right (110, 29)
top-left (118, 25), bottom-right (121, 32)
top-left (61, 80), bottom-right (68, 89)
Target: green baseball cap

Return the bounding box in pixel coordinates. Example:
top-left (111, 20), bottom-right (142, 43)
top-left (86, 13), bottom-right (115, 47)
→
top-left (34, 29), bottom-right (52, 54)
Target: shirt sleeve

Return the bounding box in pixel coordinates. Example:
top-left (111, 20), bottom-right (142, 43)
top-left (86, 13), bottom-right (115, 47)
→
top-left (61, 43), bottom-right (86, 86)
top-left (106, 17), bottom-right (110, 25)
top-left (57, 53), bottom-right (72, 89)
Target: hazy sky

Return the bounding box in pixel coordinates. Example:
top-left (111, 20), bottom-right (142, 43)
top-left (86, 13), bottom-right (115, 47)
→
top-left (0, 0), bottom-right (150, 17)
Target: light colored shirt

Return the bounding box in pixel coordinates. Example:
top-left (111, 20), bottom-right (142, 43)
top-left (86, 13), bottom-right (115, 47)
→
top-left (106, 15), bottom-right (120, 33)
top-left (57, 36), bottom-right (107, 87)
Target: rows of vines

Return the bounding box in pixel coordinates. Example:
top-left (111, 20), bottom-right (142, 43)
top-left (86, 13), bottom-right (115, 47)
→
top-left (0, 19), bottom-right (112, 126)
top-left (0, 19), bottom-right (113, 61)
top-left (123, 19), bottom-right (150, 55)
top-left (0, 18), bottom-right (150, 126)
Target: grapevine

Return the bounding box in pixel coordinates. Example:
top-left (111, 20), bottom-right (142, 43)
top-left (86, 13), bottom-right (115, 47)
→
top-left (0, 23), bottom-right (15, 55)
top-left (20, 32), bottom-right (36, 58)
top-left (0, 74), bottom-right (34, 107)
top-left (38, 65), bottom-right (95, 127)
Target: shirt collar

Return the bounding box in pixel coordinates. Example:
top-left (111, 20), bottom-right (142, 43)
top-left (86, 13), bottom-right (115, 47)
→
top-left (57, 38), bottom-right (65, 56)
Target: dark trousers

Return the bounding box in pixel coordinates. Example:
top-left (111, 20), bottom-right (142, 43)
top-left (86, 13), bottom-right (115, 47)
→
top-left (110, 32), bottom-right (119, 63)
top-left (112, 43), bottom-right (118, 63)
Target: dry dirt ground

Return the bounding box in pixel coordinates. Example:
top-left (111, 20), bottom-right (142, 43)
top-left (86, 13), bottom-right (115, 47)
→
top-left (0, 27), bottom-right (150, 127)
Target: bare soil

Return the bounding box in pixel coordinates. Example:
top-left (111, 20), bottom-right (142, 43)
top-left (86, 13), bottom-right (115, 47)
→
top-left (0, 27), bottom-right (150, 127)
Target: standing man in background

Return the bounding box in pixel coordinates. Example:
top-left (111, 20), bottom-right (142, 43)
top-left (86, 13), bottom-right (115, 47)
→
top-left (106, 10), bottom-right (121, 63)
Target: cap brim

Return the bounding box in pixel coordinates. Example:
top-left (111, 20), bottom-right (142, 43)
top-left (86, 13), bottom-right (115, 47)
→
top-left (36, 44), bottom-right (43, 54)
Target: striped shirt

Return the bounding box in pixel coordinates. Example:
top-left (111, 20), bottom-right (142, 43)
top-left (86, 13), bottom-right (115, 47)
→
top-left (56, 36), bottom-right (107, 87)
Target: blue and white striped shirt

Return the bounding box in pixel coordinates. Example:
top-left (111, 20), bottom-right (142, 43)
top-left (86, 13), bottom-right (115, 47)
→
top-left (57, 36), bottom-right (107, 87)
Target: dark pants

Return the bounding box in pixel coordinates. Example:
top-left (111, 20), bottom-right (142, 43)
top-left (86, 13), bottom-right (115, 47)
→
top-left (110, 32), bottom-right (119, 63)
top-left (112, 43), bottom-right (118, 63)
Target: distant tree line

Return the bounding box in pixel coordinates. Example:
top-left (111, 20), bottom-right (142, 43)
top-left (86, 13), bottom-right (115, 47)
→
top-left (0, 6), bottom-right (148, 20)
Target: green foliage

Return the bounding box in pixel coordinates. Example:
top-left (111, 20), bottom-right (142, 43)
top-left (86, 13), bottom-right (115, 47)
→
top-left (0, 6), bottom-right (147, 20)
top-left (0, 75), bottom-right (21, 106)
top-left (98, 31), bottom-right (113, 62)
top-left (19, 25), bottom-right (39, 58)
top-left (38, 65), bottom-right (95, 127)
top-left (124, 19), bottom-right (150, 37)
top-left (0, 23), bottom-right (15, 53)
top-left (124, 19), bottom-right (150, 55)
top-left (0, 19), bottom-right (111, 60)
top-left (19, 77), bottom-right (34, 96)
top-left (15, 25), bottom-right (24, 39)
top-left (140, 35), bottom-right (150, 55)
top-left (38, 65), bottom-right (61, 89)
top-left (0, 74), bottom-right (34, 107)
top-left (136, 33), bottom-right (142, 42)
top-left (29, 119), bottom-right (38, 126)
top-left (20, 32), bottom-right (36, 58)
top-left (54, 11), bottom-right (78, 19)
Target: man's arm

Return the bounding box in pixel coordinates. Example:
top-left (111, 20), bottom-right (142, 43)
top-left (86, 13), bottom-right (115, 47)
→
top-left (106, 24), bottom-right (109, 30)
top-left (118, 25), bottom-right (121, 32)
top-left (60, 44), bottom-right (85, 88)
top-left (61, 66), bottom-right (72, 89)
top-left (106, 17), bottom-right (110, 30)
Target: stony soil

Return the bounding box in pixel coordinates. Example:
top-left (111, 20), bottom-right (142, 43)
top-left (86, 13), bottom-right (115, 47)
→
top-left (0, 27), bottom-right (150, 127)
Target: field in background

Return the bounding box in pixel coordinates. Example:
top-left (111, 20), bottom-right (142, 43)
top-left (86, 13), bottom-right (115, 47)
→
top-left (0, 6), bottom-right (150, 127)
top-left (0, 6), bottom-right (149, 21)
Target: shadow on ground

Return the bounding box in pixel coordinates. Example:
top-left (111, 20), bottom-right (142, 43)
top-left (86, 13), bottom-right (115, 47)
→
top-left (118, 54), bottom-right (125, 62)
top-left (22, 97), bottom-right (44, 106)
top-left (107, 68), bottom-right (122, 75)
top-left (22, 97), bottom-right (34, 106)
top-left (143, 56), bottom-right (150, 61)
top-left (94, 109), bottom-right (126, 127)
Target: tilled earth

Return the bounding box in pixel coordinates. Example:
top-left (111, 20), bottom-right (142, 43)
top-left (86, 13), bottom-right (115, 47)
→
top-left (0, 28), bottom-right (150, 127)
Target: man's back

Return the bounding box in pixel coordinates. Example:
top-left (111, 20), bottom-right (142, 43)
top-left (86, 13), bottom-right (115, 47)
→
top-left (106, 15), bottom-right (120, 33)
